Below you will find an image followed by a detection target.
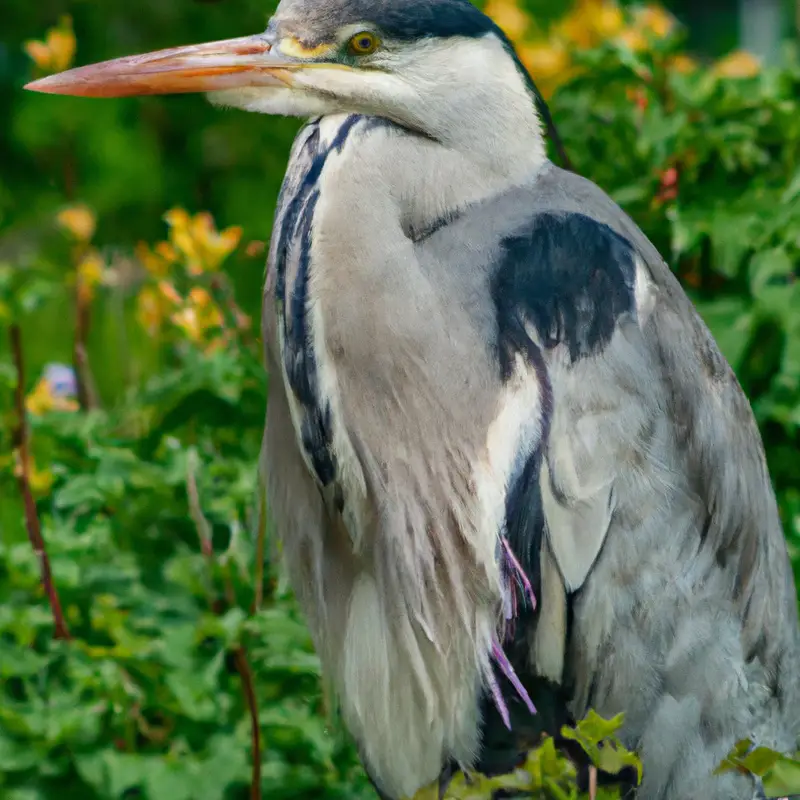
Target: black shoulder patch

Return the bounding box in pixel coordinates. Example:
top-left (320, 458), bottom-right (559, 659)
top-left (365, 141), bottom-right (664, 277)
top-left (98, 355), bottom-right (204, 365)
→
top-left (491, 212), bottom-right (637, 380)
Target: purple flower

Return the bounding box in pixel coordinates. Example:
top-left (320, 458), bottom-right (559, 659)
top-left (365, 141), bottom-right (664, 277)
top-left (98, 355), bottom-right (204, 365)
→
top-left (43, 363), bottom-right (78, 398)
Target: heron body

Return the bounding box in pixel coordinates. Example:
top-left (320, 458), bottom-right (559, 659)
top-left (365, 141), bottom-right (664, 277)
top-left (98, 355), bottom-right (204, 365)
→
top-left (265, 109), bottom-right (800, 800)
top-left (26, 2), bottom-right (800, 798)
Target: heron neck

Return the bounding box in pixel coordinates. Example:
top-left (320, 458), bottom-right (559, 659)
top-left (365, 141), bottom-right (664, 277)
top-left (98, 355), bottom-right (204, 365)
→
top-left (391, 34), bottom-right (548, 179)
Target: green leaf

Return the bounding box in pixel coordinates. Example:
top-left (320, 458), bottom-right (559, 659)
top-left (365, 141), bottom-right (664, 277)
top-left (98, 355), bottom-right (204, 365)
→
top-left (763, 754), bottom-right (800, 797)
top-left (695, 297), bottom-right (754, 370)
top-left (76, 750), bottom-right (148, 796)
top-left (781, 167), bottom-right (800, 204)
top-left (142, 759), bottom-right (194, 800)
top-left (53, 475), bottom-right (106, 510)
top-left (560, 711), bottom-right (642, 784)
top-left (14, 279), bottom-right (59, 315)
top-left (0, 734), bottom-right (40, 772)
top-left (716, 739), bottom-right (800, 798)
top-left (749, 247), bottom-right (796, 320)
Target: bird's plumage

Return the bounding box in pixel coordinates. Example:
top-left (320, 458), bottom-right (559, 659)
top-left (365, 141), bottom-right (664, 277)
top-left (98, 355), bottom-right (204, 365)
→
top-left (262, 109), bottom-right (800, 799)
top-left (32, 3), bottom-right (797, 797)
top-left (271, 0), bottom-right (497, 44)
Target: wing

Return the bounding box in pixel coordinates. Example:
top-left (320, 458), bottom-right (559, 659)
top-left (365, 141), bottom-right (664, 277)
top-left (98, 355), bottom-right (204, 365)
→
top-left (490, 170), bottom-right (800, 797)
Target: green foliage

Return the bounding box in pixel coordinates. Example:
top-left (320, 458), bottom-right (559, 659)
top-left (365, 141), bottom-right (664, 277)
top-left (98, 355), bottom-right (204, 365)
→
top-left (716, 739), bottom-right (800, 798)
top-left (560, 712), bottom-right (642, 786)
top-left (437, 713), bottom-right (641, 799)
top-left (1, 2), bottom-right (799, 800)
top-left (0, 337), bottom-right (372, 799)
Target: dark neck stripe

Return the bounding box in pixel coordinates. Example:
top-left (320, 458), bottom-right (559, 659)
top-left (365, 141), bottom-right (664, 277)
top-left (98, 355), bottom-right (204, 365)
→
top-left (274, 114), bottom-right (366, 487)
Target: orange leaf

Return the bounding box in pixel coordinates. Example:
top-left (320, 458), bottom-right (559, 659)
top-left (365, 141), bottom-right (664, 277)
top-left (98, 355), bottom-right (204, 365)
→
top-left (24, 16), bottom-right (76, 75)
top-left (57, 204), bottom-right (96, 242)
top-left (714, 50), bottom-right (760, 79)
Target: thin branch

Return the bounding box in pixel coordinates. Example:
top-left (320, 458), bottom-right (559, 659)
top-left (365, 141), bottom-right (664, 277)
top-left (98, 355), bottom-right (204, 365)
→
top-left (186, 451), bottom-right (261, 800)
top-left (209, 273), bottom-right (255, 348)
top-left (73, 281), bottom-right (99, 411)
top-left (10, 324), bottom-right (70, 640)
top-left (187, 449), bottom-right (214, 565)
top-left (232, 640), bottom-right (262, 800)
top-left (588, 765), bottom-right (598, 800)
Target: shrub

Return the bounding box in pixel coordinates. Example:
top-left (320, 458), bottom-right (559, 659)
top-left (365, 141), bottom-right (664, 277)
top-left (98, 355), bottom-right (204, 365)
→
top-left (2, 3), bottom-right (799, 799)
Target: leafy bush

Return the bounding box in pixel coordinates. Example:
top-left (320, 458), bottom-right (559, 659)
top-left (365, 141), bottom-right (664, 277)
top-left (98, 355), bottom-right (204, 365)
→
top-left (2, 3), bottom-right (799, 799)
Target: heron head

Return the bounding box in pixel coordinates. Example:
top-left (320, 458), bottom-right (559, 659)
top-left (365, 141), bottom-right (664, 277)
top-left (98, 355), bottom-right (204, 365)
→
top-left (25, 0), bottom-right (552, 155)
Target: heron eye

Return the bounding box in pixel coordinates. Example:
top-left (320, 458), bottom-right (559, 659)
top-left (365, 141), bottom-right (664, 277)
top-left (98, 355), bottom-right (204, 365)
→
top-left (348, 32), bottom-right (379, 56)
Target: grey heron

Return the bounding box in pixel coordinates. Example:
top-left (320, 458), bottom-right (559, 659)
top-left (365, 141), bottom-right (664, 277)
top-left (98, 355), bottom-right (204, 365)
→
top-left (27, 1), bottom-right (800, 798)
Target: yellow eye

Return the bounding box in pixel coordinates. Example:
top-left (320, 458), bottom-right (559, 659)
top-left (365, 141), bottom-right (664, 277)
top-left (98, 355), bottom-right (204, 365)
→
top-left (348, 31), bottom-right (379, 56)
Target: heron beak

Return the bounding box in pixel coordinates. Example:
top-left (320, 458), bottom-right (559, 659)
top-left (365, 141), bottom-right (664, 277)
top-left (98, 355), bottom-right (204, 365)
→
top-left (23, 35), bottom-right (298, 98)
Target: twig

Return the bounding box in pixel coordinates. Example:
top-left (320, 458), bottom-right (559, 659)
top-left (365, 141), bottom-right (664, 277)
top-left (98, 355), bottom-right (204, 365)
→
top-left (187, 449), bottom-right (214, 566)
top-left (186, 452), bottom-right (261, 800)
top-left (232, 640), bottom-right (262, 800)
top-left (588, 765), bottom-right (598, 800)
top-left (10, 324), bottom-right (70, 640)
top-left (73, 281), bottom-right (99, 411)
top-left (209, 274), bottom-right (255, 347)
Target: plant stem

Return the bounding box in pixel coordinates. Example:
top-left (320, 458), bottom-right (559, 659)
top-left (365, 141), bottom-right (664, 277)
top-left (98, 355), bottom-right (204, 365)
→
top-left (74, 280), bottom-right (99, 411)
top-left (10, 324), bottom-right (70, 640)
top-left (186, 451), bottom-right (262, 800)
top-left (233, 642), bottom-right (262, 800)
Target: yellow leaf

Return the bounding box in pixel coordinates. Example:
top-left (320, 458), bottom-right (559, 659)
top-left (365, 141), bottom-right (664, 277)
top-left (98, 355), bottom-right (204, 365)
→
top-left (162, 208), bottom-right (241, 273)
top-left (205, 225), bottom-right (242, 268)
top-left (633, 5), bottom-right (676, 38)
top-left (245, 240), bottom-right (267, 258)
top-left (24, 41), bottom-right (53, 71)
top-left (24, 15), bottom-right (76, 75)
top-left (155, 241), bottom-right (179, 264)
top-left (170, 225), bottom-right (203, 274)
top-left (555, 12), bottom-right (597, 48)
top-left (616, 26), bottom-right (648, 52)
top-left (136, 287), bottom-right (166, 336)
top-left (518, 42), bottom-right (570, 79)
top-left (157, 280), bottom-right (183, 306)
top-left (77, 252), bottom-right (105, 301)
top-left (57, 203), bottom-right (96, 242)
top-left (189, 287), bottom-right (213, 309)
top-left (29, 460), bottom-right (55, 495)
top-left (554, 0), bottom-right (624, 47)
top-left (171, 306), bottom-right (203, 342)
top-left (592, 3), bottom-right (625, 38)
top-left (25, 377), bottom-right (78, 416)
top-left (135, 242), bottom-right (168, 279)
top-left (406, 782), bottom-right (439, 800)
top-left (484, 0), bottom-right (531, 40)
top-left (26, 378), bottom-right (57, 415)
top-left (163, 207), bottom-right (191, 231)
top-left (714, 50), bottom-right (760, 78)
top-left (47, 27), bottom-right (77, 72)
top-left (518, 42), bottom-right (573, 99)
top-left (668, 53), bottom-right (698, 74)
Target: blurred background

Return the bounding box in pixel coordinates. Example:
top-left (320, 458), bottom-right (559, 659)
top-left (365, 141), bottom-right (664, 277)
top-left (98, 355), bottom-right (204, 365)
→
top-left (1, 1), bottom-right (799, 799)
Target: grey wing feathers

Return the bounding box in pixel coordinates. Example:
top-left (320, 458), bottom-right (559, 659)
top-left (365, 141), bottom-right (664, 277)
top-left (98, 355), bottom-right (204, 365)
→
top-left (502, 165), bottom-right (800, 797)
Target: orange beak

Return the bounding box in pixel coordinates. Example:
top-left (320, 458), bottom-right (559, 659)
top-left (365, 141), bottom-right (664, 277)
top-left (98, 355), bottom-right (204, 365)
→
top-left (24, 35), bottom-right (298, 98)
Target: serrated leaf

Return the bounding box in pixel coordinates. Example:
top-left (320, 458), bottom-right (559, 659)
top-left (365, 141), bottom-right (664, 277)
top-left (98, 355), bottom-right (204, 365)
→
top-left (561, 711), bottom-right (642, 784)
top-left (53, 475), bottom-right (105, 510)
